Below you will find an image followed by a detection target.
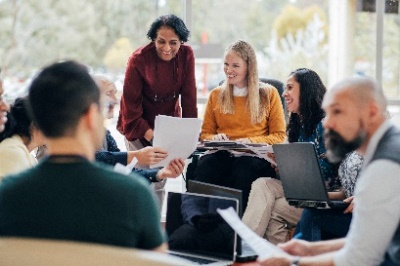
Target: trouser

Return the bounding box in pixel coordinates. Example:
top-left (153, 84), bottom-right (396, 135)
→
top-left (295, 208), bottom-right (352, 241)
top-left (242, 178), bottom-right (303, 244)
top-left (193, 151), bottom-right (276, 209)
top-left (124, 138), bottom-right (167, 208)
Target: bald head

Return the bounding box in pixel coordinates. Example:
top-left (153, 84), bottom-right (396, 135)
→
top-left (324, 76), bottom-right (387, 112)
top-left (323, 76), bottom-right (388, 157)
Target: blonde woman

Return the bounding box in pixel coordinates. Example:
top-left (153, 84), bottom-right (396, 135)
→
top-left (194, 40), bottom-right (286, 208)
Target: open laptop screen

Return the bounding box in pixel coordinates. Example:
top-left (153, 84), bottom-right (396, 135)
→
top-left (273, 142), bottom-right (328, 201)
top-left (166, 192), bottom-right (238, 261)
top-left (187, 180), bottom-right (243, 217)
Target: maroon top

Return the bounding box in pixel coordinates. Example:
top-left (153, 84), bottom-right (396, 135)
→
top-left (117, 42), bottom-right (197, 141)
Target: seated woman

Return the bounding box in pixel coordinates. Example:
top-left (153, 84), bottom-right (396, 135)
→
top-left (0, 97), bottom-right (45, 180)
top-left (242, 68), bottom-right (338, 244)
top-left (193, 40), bottom-right (286, 208)
top-left (294, 151), bottom-right (363, 241)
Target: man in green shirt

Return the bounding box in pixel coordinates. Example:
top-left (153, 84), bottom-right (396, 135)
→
top-left (0, 61), bottom-right (166, 251)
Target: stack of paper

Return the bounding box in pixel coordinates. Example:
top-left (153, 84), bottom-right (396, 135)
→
top-left (151, 115), bottom-right (202, 168)
top-left (200, 141), bottom-right (276, 166)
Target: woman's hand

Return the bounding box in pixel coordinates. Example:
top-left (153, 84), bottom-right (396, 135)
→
top-left (267, 152), bottom-right (279, 173)
top-left (212, 133), bottom-right (229, 141)
top-left (343, 196), bottom-right (355, 214)
top-left (144, 129), bottom-right (154, 142)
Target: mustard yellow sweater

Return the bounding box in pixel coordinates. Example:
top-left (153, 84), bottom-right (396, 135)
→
top-left (200, 86), bottom-right (286, 144)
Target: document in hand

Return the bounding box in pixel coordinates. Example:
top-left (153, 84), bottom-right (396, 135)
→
top-left (151, 115), bottom-right (202, 168)
top-left (217, 207), bottom-right (287, 261)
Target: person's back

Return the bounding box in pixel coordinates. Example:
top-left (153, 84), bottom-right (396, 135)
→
top-left (0, 60), bottom-right (166, 251)
top-left (0, 159), bottom-right (163, 249)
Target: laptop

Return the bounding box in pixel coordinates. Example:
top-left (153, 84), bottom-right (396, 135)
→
top-left (187, 180), bottom-right (258, 263)
top-left (166, 192), bottom-right (238, 265)
top-left (273, 142), bottom-right (349, 210)
top-left (187, 180), bottom-right (243, 217)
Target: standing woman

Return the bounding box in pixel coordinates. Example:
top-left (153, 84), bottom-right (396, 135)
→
top-left (0, 97), bottom-right (45, 180)
top-left (194, 40), bottom-right (286, 209)
top-left (117, 14), bottom-right (197, 151)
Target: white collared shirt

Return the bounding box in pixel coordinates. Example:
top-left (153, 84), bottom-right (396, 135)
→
top-left (233, 85), bottom-right (248, 97)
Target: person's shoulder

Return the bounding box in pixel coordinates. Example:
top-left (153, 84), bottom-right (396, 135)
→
top-left (0, 166), bottom-right (38, 189)
top-left (0, 138), bottom-right (28, 159)
top-left (179, 44), bottom-right (194, 55)
top-left (129, 43), bottom-right (154, 62)
top-left (208, 87), bottom-right (223, 98)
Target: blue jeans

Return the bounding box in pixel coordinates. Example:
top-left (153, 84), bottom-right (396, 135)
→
top-left (294, 208), bottom-right (352, 241)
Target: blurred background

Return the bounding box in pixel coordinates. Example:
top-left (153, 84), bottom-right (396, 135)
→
top-left (0, 0), bottom-right (399, 101)
top-left (1, 0), bottom-right (399, 207)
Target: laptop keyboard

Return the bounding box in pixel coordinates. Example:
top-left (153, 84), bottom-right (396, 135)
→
top-left (172, 253), bottom-right (218, 264)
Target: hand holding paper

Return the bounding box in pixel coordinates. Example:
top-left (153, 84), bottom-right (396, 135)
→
top-left (151, 115), bottom-right (202, 168)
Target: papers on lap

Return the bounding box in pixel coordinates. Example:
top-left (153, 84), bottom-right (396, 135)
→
top-left (151, 115), bottom-right (202, 168)
top-left (199, 141), bottom-right (276, 166)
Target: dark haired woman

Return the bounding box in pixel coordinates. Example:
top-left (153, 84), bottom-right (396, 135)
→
top-left (0, 97), bottom-right (45, 179)
top-left (117, 14), bottom-right (197, 151)
top-left (117, 14), bottom-right (197, 206)
top-left (242, 68), bottom-right (337, 244)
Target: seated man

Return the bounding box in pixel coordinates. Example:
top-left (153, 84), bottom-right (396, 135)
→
top-left (93, 74), bottom-right (184, 184)
top-left (261, 77), bottom-right (400, 266)
top-left (0, 61), bottom-right (166, 251)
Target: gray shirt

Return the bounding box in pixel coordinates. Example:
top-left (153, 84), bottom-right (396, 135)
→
top-left (334, 121), bottom-right (400, 265)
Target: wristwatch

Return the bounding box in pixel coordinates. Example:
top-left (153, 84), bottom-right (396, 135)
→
top-left (291, 256), bottom-right (301, 266)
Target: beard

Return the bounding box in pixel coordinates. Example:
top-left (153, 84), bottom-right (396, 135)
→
top-left (324, 127), bottom-right (366, 163)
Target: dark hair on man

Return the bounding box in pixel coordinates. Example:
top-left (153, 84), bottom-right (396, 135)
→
top-left (27, 60), bottom-right (100, 138)
top-left (287, 68), bottom-right (326, 142)
top-left (147, 14), bottom-right (190, 43)
top-left (0, 97), bottom-right (34, 142)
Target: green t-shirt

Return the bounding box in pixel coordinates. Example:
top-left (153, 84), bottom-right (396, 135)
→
top-left (0, 157), bottom-right (165, 250)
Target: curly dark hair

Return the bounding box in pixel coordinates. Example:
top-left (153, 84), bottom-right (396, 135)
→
top-left (146, 14), bottom-right (190, 43)
top-left (0, 97), bottom-right (34, 143)
top-left (287, 68), bottom-right (326, 142)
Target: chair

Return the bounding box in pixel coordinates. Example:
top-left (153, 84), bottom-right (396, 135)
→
top-left (0, 237), bottom-right (195, 266)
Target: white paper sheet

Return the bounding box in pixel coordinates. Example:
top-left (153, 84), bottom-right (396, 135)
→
top-left (151, 115), bottom-right (202, 168)
top-left (217, 207), bottom-right (287, 261)
top-left (113, 157), bottom-right (138, 175)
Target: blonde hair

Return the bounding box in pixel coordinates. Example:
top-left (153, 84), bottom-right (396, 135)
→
top-left (219, 40), bottom-right (269, 124)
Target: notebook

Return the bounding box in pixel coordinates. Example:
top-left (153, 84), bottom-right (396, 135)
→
top-left (166, 192), bottom-right (238, 265)
top-left (273, 142), bottom-right (349, 210)
top-left (187, 180), bottom-right (258, 263)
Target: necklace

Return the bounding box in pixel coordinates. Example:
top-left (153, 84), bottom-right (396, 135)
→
top-left (46, 154), bottom-right (88, 163)
top-left (152, 51), bottom-right (180, 103)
